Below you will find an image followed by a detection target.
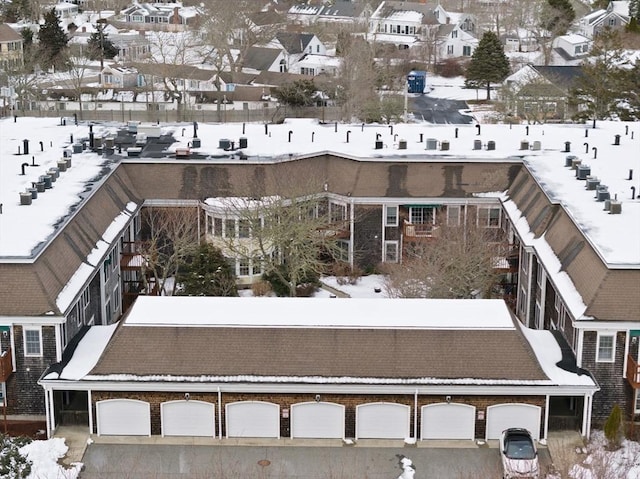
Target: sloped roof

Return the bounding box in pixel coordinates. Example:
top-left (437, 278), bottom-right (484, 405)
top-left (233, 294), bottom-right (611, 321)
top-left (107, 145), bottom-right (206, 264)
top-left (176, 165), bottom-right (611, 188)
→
top-left (249, 10), bottom-right (285, 26)
top-left (252, 70), bottom-right (313, 86)
top-left (0, 23), bottom-right (21, 42)
top-left (319, 0), bottom-right (366, 18)
top-left (276, 32), bottom-right (315, 54)
top-left (85, 298), bottom-right (549, 384)
top-left (243, 46), bottom-right (282, 71)
top-left (532, 66), bottom-right (584, 90)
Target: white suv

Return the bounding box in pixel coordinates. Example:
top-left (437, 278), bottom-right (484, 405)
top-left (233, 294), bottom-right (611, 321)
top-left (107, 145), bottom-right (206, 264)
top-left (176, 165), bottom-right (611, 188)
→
top-left (499, 428), bottom-right (540, 479)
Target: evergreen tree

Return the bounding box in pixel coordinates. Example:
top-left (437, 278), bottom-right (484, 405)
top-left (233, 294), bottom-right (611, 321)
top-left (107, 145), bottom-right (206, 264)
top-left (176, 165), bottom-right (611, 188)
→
top-left (604, 404), bottom-right (623, 450)
top-left (630, 0), bottom-right (640, 20)
top-left (465, 31), bottom-right (510, 100)
top-left (540, 0), bottom-right (576, 36)
top-left (175, 243), bottom-right (237, 297)
top-left (87, 24), bottom-right (119, 62)
top-left (37, 8), bottom-right (68, 70)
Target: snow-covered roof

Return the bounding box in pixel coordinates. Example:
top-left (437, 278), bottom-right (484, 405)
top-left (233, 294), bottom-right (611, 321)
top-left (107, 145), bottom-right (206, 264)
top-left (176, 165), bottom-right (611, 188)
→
top-left (1, 118), bottom-right (638, 270)
top-left (124, 296), bottom-right (517, 329)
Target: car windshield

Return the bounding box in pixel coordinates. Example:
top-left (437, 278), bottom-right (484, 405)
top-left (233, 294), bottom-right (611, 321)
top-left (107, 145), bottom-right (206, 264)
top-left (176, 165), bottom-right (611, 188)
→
top-left (505, 435), bottom-right (536, 460)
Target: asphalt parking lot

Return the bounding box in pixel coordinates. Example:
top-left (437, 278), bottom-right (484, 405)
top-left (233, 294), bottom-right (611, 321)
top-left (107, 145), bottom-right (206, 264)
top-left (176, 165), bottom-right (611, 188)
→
top-left (79, 443), bottom-right (552, 478)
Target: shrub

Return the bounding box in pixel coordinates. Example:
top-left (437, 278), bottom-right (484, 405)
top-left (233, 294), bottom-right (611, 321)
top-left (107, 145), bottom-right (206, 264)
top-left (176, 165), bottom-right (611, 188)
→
top-left (604, 403), bottom-right (623, 450)
top-left (435, 58), bottom-right (465, 78)
top-left (251, 280), bottom-right (272, 297)
top-left (332, 262), bottom-right (362, 285)
top-left (0, 434), bottom-right (32, 478)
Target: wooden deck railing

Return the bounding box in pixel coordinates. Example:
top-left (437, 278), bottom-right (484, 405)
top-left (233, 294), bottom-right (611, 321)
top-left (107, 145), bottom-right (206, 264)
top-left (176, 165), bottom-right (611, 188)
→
top-left (627, 354), bottom-right (640, 388)
top-left (403, 222), bottom-right (438, 238)
top-left (0, 348), bottom-right (13, 383)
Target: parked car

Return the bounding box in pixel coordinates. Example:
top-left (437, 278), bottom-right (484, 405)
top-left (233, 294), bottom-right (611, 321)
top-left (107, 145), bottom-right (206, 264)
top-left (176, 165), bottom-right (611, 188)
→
top-left (499, 428), bottom-right (540, 479)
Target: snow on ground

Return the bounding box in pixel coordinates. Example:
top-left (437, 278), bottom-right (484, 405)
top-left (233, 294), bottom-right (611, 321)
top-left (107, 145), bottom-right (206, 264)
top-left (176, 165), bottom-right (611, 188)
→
top-left (569, 431), bottom-right (640, 479)
top-left (321, 274), bottom-right (388, 298)
top-left (19, 438), bottom-right (81, 479)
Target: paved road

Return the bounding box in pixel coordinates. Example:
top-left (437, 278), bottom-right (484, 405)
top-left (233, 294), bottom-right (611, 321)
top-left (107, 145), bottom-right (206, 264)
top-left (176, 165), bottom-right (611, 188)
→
top-left (408, 95), bottom-right (474, 124)
top-left (79, 443), bottom-right (552, 478)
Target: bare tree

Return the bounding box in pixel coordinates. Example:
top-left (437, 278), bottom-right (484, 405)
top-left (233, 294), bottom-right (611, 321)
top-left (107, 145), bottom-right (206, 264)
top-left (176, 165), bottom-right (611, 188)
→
top-left (383, 213), bottom-right (507, 299)
top-left (336, 34), bottom-right (379, 121)
top-left (138, 206), bottom-right (200, 296)
top-left (199, 0), bottom-right (281, 74)
top-left (213, 183), bottom-right (349, 297)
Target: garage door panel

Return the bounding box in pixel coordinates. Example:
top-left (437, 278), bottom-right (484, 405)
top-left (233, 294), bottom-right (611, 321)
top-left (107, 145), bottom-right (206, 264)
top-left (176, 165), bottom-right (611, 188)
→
top-left (96, 399), bottom-right (151, 436)
top-left (486, 404), bottom-right (541, 441)
top-left (356, 403), bottom-right (410, 439)
top-left (421, 403), bottom-right (475, 440)
top-left (291, 402), bottom-right (344, 439)
top-left (226, 401), bottom-right (279, 438)
top-left (161, 400), bottom-right (215, 437)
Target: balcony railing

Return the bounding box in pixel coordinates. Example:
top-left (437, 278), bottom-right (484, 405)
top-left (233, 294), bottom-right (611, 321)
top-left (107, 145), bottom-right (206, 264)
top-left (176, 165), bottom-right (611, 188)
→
top-left (403, 221), bottom-right (437, 238)
top-left (0, 348), bottom-right (13, 383)
top-left (627, 354), bottom-right (640, 388)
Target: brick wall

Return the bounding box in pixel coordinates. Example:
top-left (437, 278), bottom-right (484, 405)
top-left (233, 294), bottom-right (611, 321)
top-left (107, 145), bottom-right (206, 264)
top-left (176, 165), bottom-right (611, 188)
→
top-left (91, 390), bottom-right (545, 439)
top-left (6, 325), bottom-right (57, 415)
top-left (582, 330), bottom-right (630, 421)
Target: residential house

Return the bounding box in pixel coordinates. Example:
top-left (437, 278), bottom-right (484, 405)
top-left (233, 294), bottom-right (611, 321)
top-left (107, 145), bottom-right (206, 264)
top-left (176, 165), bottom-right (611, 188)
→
top-left (578, 1), bottom-right (630, 39)
top-left (287, 4), bottom-right (324, 25)
top-left (100, 65), bottom-right (141, 89)
top-left (292, 54), bottom-right (341, 77)
top-left (316, 0), bottom-right (372, 26)
top-left (368, 1), bottom-right (477, 58)
top-left (0, 23), bottom-right (23, 70)
top-left (272, 32), bottom-right (327, 72)
top-left (552, 34), bottom-right (591, 63)
top-left (0, 118), bottom-right (638, 441)
top-left (120, 2), bottom-right (202, 30)
top-left (503, 65), bottom-right (584, 121)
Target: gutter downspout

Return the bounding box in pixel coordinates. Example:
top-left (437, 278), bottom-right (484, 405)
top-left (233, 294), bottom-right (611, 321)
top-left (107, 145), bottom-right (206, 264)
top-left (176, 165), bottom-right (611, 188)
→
top-left (414, 389), bottom-right (418, 441)
top-left (218, 387), bottom-right (222, 439)
top-left (349, 199), bottom-right (355, 268)
top-left (88, 389), bottom-right (93, 436)
top-left (544, 395), bottom-right (550, 440)
top-left (526, 252), bottom-right (534, 327)
top-left (44, 387), bottom-right (51, 438)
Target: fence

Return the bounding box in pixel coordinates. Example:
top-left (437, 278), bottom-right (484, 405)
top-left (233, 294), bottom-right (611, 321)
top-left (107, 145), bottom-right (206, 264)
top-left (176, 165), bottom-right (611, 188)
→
top-left (5, 105), bottom-right (344, 124)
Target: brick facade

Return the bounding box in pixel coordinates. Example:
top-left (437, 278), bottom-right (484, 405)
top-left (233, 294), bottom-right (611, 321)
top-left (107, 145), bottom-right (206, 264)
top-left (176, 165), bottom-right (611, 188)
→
top-left (91, 390), bottom-right (545, 439)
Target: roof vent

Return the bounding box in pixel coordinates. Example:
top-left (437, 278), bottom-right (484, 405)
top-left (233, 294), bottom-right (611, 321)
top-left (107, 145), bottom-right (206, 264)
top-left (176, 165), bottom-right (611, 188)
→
top-left (441, 140), bottom-right (450, 151)
top-left (520, 140), bottom-right (529, 150)
top-left (487, 140), bottom-right (495, 150)
top-left (576, 164), bottom-right (590, 180)
top-left (532, 140), bottom-right (541, 151)
top-left (473, 139), bottom-right (482, 150)
top-left (426, 138), bottom-right (438, 150)
top-left (571, 158), bottom-right (582, 170)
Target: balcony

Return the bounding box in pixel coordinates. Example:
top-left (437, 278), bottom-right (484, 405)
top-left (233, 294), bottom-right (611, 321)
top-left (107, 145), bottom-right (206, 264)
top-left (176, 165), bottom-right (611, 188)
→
top-left (627, 355), bottom-right (640, 388)
top-left (403, 221), bottom-right (438, 239)
top-left (0, 348), bottom-right (13, 383)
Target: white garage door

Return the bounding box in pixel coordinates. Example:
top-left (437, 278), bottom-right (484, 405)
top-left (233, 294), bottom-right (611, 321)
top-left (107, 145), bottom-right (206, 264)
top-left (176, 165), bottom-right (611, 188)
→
top-left (291, 402), bottom-right (344, 439)
top-left (161, 400), bottom-right (215, 437)
top-left (421, 403), bottom-right (476, 440)
top-left (96, 399), bottom-right (151, 436)
top-left (225, 401), bottom-right (279, 438)
top-left (486, 404), bottom-right (541, 441)
top-left (356, 403), bottom-right (410, 439)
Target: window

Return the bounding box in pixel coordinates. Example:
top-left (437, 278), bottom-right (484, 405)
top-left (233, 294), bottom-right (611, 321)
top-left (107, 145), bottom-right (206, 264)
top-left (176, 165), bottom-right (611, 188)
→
top-left (238, 220), bottom-right (250, 238)
top-left (24, 327), bottom-right (42, 356)
top-left (447, 45), bottom-right (454, 55)
top-left (384, 241), bottom-right (399, 263)
top-left (452, 30), bottom-right (457, 38)
top-left (251, 258), bottom-right (262, 276)
top-left (478, 206), bottom-right (501, 227)
top-left (536, 261), bottom-right (544, 288)
top-left (336, 240), bottom-right (350, 262)
top-left (330, 201), bottom-right (347, 223)
top-left (225, 219), bottom-right (235, 238)
top-left (446, 205), bottom-right (461, 226)
top-left (239, 260), bottom-right (250, 276)
top-left (385, 205), bottom-right (398, 227)
top-left (463, 45), bottom-right (471, 56)
top-left (410, 207), bottom-right (434, 225)
top-left (596, 333), bottom-right (615, 362)
top-left (518, 285), bottom-right (527, 317)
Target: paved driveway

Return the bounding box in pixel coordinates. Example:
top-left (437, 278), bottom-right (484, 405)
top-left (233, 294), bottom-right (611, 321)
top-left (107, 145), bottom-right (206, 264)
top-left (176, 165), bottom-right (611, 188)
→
top-left (80, 443), bottom-right (552, 478)
top-left (408, 96), bottom-right (473, 124)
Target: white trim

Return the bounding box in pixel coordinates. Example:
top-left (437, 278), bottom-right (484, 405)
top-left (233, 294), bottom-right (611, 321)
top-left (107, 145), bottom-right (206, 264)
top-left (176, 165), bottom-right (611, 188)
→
top-left (0, 316), bottom-right (65, 325)
top-left (595, 331), bottom-right (616, 363)
top-left (384, 205), bottom-right (399, 227)
top-left (383, 240), bottom-right (399, 263)
top-left (23, 326), bottom-right (43, 357)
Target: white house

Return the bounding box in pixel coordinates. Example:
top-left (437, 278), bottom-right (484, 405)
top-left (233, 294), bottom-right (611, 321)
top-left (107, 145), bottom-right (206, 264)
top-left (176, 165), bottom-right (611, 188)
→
top-left (553, 34), bottom-right (591, 62)
top-left (578, 1), bottom-right (630, 39)
top-left (292, 54), bottom-right (341, 77)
